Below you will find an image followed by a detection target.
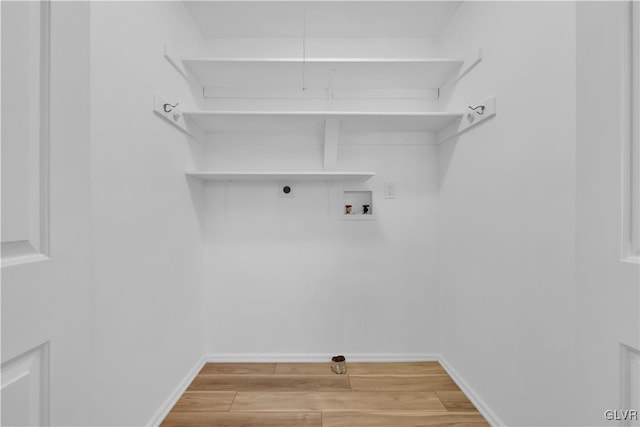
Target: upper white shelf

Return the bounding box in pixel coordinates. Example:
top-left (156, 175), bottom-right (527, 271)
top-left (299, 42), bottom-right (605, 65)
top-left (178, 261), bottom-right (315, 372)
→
top-left (183, 110), bottom-right (462, 133)
top-left (186, 171), bottom-right (375, 182)
top-left (182, 57), bottom-right (464, 91)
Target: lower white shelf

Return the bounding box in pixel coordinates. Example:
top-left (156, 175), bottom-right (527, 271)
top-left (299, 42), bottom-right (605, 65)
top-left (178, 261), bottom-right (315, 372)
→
top-left (186, 171), bottom-right (375, 182)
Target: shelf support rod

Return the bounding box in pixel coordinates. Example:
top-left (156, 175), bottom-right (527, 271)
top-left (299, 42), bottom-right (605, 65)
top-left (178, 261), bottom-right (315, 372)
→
top-left (323, 119), bottom-right (340, 171)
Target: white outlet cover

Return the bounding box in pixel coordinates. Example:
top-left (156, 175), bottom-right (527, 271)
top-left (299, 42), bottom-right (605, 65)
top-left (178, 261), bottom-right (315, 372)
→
top-left (384, 182), bottom-right (396, 199)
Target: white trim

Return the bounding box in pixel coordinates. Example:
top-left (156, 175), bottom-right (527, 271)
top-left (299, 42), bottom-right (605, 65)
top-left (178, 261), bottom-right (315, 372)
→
top-left (438, 356), bottom-right (505, 427)
top-left (203, 353), bottom-right (439, 363)
top-left (1, 253), bottom-right (50, 269)
top-left (146, 355), bottom-right (207, 427)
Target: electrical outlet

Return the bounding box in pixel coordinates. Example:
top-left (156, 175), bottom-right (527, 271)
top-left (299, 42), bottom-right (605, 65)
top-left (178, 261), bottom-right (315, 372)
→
top-left (384, 182), bottom-right (396, 199)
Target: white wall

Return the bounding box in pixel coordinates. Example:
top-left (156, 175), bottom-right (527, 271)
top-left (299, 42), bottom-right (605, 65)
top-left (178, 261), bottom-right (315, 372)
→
top-left (437, 2), bottom-right (577, 425)
top-left (88, 2), bottom-right (206, 425)
top-left (199, 35), bottom-right (442, 357)
top-left (203, 133), bottom-right (440, 356)
top-left (574, 3), bottom-right (640, 425)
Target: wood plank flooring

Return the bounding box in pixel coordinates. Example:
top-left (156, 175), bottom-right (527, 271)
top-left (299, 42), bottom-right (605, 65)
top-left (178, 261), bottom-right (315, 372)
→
top-left (161, 362), bottom-right (489, 427)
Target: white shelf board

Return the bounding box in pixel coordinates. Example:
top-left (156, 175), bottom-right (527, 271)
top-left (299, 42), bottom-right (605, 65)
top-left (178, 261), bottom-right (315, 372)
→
top-left (186, 171), bottom-right (375, 182)
top-left (182, 57), bottom-right (463, 90)
top-left (183, 110), bottom-right (462, 133)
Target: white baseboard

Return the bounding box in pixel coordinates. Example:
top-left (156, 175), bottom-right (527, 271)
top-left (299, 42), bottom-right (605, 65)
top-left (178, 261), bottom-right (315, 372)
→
top-left (438, 356), bottom-right (505, 427)
top-left (204, 352), bottom-right (439, 363)
top-left (146, 355), bottom-right (207, 427)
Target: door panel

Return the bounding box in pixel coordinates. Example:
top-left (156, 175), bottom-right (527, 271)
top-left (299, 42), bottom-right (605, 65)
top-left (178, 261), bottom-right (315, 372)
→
top-left (1, 0), bottom-right (49, 265)
top-left (1, 344), bottom-right (48, 427)
top-left (1, 2), bottom-right (92, 426)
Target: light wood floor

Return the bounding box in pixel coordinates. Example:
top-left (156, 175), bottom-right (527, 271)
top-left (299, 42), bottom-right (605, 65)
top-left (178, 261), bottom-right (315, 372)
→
top-left (160, 362), bottom-right (489, 427)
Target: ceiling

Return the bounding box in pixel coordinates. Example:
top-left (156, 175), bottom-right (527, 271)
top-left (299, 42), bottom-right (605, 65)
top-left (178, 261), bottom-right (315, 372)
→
top-left (184, 1), bottom-right (463, 39)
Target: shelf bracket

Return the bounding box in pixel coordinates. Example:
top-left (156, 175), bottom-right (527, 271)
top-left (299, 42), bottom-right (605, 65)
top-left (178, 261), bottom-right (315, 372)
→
top-left (153, 92), bottom-right (192, 137)
top-left (455, 48), bottom-right (483, 83)
top-left (324, 119), bottom-right (340, 171)
top-left (164, 44), bottom-right (189, 80)
top-left (437, 95), bottom-right (496, 144)
top-left (163, 44), bottom-right (201, 91)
